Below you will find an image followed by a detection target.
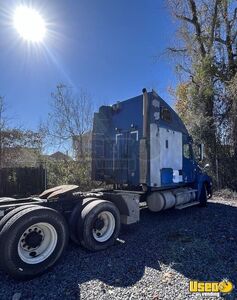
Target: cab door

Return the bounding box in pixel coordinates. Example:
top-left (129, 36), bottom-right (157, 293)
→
top-left (183, 141), bottom-right (195, 183)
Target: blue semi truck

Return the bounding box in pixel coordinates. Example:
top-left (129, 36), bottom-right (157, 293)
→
top-left (0, 89), bottom-right (212, 279)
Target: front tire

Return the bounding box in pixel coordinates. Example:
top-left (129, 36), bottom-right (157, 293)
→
top-left (0, 206), bottom-right (68, 280)
top-left (199, 184), bottom-right (208, 207)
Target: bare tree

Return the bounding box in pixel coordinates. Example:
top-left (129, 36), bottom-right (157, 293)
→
top-left (0, 96), bottom-right (7, 168)
top-left (46, 84), bottom-right (94, 159)
top-left (168, 0), bottom-right (237, 188)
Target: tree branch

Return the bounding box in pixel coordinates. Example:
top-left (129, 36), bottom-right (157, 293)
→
top-left (210, 0), bottom-right (220, 48)
top-left (215, 37), bottom-right (227, 44)
top-left (167, 47), bottom-right (187, 53)
top-left (233, 30), bottom-right (237, 42)
top-left (174, 13), bottom-right (194, 24)
top-left (230, 8), bottom-right (237, 25)
top-left (221, 0), bottom-right (235, 74)
top-left (188, 0), bottom-right (206, 57)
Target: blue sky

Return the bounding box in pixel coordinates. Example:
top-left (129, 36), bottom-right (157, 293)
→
top-left (0, 0), bottom-right (178, 130)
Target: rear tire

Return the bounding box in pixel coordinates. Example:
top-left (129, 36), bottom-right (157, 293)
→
top-left (0, 205), bottom-right (38, 232)
top-left (0, 206), bottom-right (68, 280)
top-left (76, 200), bottom-right (121, 251)
top-left (69, 198), bottom-right (96, 245)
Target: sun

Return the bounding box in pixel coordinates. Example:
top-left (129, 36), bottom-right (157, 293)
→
top-left (13, 6), bottom-right (46, 43)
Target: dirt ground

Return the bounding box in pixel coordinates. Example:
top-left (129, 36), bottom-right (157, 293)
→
top-left (0, 195), bottom-right (236, 300)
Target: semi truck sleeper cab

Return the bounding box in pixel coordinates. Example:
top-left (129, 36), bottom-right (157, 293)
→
top-left (0, 88), bottom-right (212, 279)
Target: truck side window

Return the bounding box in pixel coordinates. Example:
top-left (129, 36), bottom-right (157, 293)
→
top-left (160, 107), bottom-right (172, 122)
top-left (183, 143), bottom-right (191, 159)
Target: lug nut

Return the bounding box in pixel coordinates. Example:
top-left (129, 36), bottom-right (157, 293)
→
top-left (30, 251), bottom-right (37, 257)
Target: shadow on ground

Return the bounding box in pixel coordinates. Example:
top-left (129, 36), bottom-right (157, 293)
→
top-left (0, 201), bottom-right (236, 299)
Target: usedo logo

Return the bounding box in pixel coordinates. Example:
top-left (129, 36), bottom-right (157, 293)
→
top-left (189, 280), bottom-right (234, 297)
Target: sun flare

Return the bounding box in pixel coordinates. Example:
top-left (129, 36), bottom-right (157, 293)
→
top-left (13, 6), bottom-right (46, 43)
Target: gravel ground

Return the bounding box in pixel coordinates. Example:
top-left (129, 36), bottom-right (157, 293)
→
top-left (0, 196), bottom-right (236, 300)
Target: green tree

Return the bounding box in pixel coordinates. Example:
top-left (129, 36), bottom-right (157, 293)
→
top-left (169, 0), bottom-right (237, 188)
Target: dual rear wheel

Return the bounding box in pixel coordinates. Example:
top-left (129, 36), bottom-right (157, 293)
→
top-left (70, 199), bottom-right (121, 251)
top-left (0, 206), bottom-right (69, 280)
top-left (0, 199), bottom-right (121, 280)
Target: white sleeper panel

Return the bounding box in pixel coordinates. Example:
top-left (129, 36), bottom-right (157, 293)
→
top-left (150, 125), bottom-right (183, 187)
top-left (159, 127), bottom-right (182, 170)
